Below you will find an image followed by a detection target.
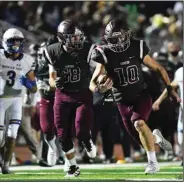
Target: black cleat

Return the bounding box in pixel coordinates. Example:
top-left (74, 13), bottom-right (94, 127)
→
top-left (56, 156), bottom-right (65, 165)
top-left (64, 165), bottom-right (80, 178)
top-left (1, 166), bottom-right (13, 174)
top-left (38, 159), bottom-right (51, 167)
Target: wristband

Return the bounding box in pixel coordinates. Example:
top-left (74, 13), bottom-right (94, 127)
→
top-left (19, 75), bottom-right (36, 89)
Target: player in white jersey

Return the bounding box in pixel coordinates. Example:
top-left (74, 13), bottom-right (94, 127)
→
top-left (152, 67), bottom-right (183, 165)
top-left (0, 28), bottom-right (37, 174)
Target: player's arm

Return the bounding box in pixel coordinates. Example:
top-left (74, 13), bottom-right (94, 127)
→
top-left (43, 46), bottom-right (58, 89)
top-left (143, 55), bottom-right (171, 86)
top-left (19, 58), bottom-right (37, 93)
top-left (89, 63), bottom-right (106, 92)
top-left (25, 71), bottom-right (37, 93)
top-left (143, 55), bottom-right (181, 101)
top-left (89, 48), bottom-right (113, 93)
top-left (152, 80), bottom-right (179, 111)
top-left (49, 64), bottom-right (57, 88)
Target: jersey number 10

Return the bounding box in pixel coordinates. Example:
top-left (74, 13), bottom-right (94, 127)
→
top-left (114, 65), bottom-right (139, 86)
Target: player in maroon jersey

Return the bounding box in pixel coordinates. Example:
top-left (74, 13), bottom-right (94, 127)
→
top-left (90, 19), bottom-right (181, 174)
top-left (44, 20), bottom-right (96, 177)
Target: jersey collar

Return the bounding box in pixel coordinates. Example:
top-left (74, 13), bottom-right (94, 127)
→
top-left (4, 51), bottom-right (24, 61)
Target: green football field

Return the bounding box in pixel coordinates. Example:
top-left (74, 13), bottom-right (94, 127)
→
top-left (0, 163), bottom-right (183, 181)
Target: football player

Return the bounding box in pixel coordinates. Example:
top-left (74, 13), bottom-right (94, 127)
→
top-left (89, 19), bottom-right (181, 174)
top-left (0, 28), bottom-right (37, 174)
top-left (44, 20), bottom-right (96, 177)
top-left (152, 67), bottom-right (183, 165)
top-left (36, 40), bottom-right (58, 166)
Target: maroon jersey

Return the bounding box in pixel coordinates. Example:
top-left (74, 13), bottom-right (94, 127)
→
top-left (44, 41), bottom-right (95, 92)
top-left (91, 39), bottom-right (150, 102)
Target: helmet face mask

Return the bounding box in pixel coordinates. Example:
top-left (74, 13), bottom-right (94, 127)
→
top-left (57, 20), bottom-right (84, 50)
top-left (2, 28), bottom-right (25, 54)
top-left (104, 20), bottom-right (131, 52)
top-left (4, 38), bottom-right (24, 54)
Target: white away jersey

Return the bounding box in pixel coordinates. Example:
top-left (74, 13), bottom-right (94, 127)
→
top-left (0, 49), bottom-right (36, 97)
top-left (174, 67), bottom-right (183, 108)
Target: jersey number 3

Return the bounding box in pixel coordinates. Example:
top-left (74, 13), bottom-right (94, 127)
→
top-left (6, 70), bottom-right (16, 87)
top-left (114, 65), bottom-right (139, 86)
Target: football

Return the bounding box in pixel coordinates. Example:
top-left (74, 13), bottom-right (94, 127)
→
top-left (97, 74), bottom-right (109, 85)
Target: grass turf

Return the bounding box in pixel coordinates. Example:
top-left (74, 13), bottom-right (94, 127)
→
top-left (0, 165), bottom-right (183, 181)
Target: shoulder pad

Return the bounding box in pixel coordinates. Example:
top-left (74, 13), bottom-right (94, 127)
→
top-left (90, 46), bottom-right (108, 64)
top-left (44, 42), bottom-right (62, 64)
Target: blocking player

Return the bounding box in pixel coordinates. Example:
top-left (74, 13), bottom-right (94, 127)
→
top-left (89, 19), bottom-right (181, 174)
top-left (152, 67), bottom-right (183, 165)
top-left (0, 28), bottom-right (37, 174)
top-left (44, 20), bottom-right (96, 177)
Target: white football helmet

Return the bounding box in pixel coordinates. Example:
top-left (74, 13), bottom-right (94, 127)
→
top-left (2, 28), bottom-right (25, 54)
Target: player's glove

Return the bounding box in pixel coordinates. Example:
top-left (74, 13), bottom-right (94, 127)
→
top-left (55, 77), bottom-right (64, 89)
top-left (19, 75), bottom-right (36, 89)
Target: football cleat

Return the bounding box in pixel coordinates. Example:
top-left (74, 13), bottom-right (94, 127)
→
top-left (83, 139), bottom-right (96, 158)
top-left (1, 166), bottom-right (13, 174)
top-left (38, 159), bottom-right (51, 167)
top-left (64, 165), bottom-right (80, 178)
top-left (47, 147), bottom-right (57, 166)
top-left (153, 129), bottom-right (172, 151)
top-left (145, 161), bottom-right (160, 174)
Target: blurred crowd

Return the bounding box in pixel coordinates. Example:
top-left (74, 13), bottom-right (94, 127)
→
top-left (0, 1), bottom-right (183, 165)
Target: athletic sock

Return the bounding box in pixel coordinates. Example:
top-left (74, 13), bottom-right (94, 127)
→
top-left (68, 157), bottom-right (77, 166)
top-left (146, 151), bottom-right (157, 163)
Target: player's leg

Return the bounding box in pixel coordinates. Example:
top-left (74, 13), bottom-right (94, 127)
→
top-left (117, 91), bottom-right (158, 174)
top-left (20, 106), bottom-right (39, 162)
top-left (75, 102), bottom-right (96, 159)
top-left (40, 97), bottom-right (57, 166)
top-left (0, 98), bottom-right (8, 148)
top-left (177, 108), bottom-right (183, 164)
top-left (54, 92), bottom-right (79, 177)
top-left (131, 91), bottom-right (161, 174)
top-left (0, 98), bottom-right (11, 170)
top-left (2, 97), bottom-right (22, 174)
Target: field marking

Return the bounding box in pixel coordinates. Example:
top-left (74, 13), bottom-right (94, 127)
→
top-left (5, 175), bottom-right (182, 182)
top-left (14, 172), bottom-right (182, 175)
top-left (9, 162), bottom-right (182, 171)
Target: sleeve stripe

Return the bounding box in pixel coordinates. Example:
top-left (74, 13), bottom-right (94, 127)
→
top-left (140, 40), bottom-right (143, 59)
top-left (96, 47), bottom-right (108, 64)
top-left (44, 47), bottom-right (52, 65)
top-left (87, 44), bottom-right (96, 63)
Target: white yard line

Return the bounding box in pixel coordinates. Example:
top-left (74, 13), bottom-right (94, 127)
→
top-left (9, 162), bottom-right (181, 171)
top-left (15, 172), bottom-right (182, 175)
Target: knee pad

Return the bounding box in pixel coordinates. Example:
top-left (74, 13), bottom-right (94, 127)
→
top-left (134, 120), bottom-right (145, 129)
top-left (7, 122), bottom-right (21, 139)
top-left (58, 138), bottom-right (74, 153)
